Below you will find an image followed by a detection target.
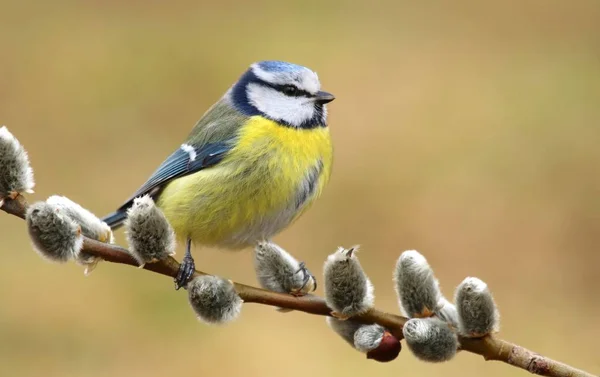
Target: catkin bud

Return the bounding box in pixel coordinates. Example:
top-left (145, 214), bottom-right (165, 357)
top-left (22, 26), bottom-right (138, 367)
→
top-left (403, 317), bottom-right (458, 362)
top-left (47, 195), bottom-right (113, 275)
top-left (326, 317), bottom-right (401, 362)
top-left (124, 195), bottom-right (176, 266)
top-left (0, 126), bottom-right (34, 203)
top-left (435, 297), bottom-right (459, 328)
top-left (254, 241), bottom-right (316, 296)
top-left (188, 275), bottom-right (243, 324)
top-left (323, 246), bottom-right (374, 318)
top-left (47, 196), bottom-right (113, 243)
top-left (365, 331), bottom-right (402, 363)
top-left (455, 277), bottom-right (499, 337)
top-left (394, 250), bottom-right (442, 318)
top-left (354, 324), bottom-right (387, 353)
top-left (26, 201), bottom-right (83, 263)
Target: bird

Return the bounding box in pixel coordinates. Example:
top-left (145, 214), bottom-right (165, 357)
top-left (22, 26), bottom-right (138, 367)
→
top-left (102, 60), bottom-right (335, 290)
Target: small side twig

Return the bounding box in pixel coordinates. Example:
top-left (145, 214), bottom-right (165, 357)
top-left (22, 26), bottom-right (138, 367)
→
top-left (2, 196), bottom-right (596, 377)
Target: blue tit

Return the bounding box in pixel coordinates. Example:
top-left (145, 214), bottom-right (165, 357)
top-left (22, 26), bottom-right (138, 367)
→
top-left (102, 61), bottom-right (335, 289)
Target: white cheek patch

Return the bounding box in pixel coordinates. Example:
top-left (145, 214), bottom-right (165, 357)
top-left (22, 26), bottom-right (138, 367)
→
top-left (247, 83), bottom-right (315, 127)
top-left (180, 144), bottom-right (197, 162)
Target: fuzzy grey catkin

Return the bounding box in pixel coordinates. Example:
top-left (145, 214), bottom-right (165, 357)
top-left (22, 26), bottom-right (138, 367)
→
top-left (125, 195), bottom-right (176, 265)
top-left (26, 201), bottom-right (83, 262)
top-left (354, 324), bottom-right (388, 353)
top-left (326, 318), bottom-right (385, 352)
top-left (0, 126), bottom-right (34, 201)
top-left (47, 196), bottom-right (113, 243)
top-left (435, 297), bottom-right (459, 328)
top-left (188, 276), bottom-right (243, 324)
top-left (323, 246), bottom-right (374, 318)
top-left (254, 241), bottom-right (316, 295)
top-left (403, 317), bottom-right (458, 362)
top-left (394, 250), bottom-right (442, 318)
top-left (455, 277), bottom-right (499, 337)
top-left (47, 196), bottom-right (113, 274)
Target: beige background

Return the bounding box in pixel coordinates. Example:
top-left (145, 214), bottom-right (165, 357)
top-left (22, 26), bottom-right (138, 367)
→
top-left (1, 1), bottom-right (599, 376)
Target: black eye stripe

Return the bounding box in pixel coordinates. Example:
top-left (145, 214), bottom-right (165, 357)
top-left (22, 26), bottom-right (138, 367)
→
top-left (262, 82), bottom-right (312, 97)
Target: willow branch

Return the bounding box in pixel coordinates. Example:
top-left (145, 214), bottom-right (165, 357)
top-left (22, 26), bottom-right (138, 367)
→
top-left (3, 196), bottom-right (596, 377)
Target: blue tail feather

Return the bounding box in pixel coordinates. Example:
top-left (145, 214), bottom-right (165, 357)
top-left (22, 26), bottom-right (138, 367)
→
top-left (102, 210), bottom-right (128, 230)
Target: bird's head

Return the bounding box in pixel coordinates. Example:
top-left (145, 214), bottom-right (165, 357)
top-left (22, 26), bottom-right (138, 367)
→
top-left (229, 60), bottom-right (335, 129)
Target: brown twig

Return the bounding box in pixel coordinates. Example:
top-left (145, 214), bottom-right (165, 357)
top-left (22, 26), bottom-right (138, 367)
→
top-left (3, 196), bottom-right (596, 377)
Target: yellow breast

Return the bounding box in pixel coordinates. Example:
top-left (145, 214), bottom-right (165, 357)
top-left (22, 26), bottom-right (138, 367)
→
top-left (157, 116), bottom-right (333, 248)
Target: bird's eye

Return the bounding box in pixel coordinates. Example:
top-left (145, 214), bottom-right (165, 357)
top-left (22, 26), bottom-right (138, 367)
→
top-left (282, 85), bottom-right (298, 96)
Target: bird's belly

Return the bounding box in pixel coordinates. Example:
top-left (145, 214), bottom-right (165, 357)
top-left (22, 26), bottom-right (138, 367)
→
top-left (157, 159), bottom-right (324, 249)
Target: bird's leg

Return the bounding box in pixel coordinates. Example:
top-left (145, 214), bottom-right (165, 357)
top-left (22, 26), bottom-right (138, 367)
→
top-left (175, 238), bottom-right (195, 290)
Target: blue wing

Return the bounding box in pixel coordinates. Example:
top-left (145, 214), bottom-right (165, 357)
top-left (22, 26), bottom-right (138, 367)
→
top-left (102, 141), bottom-right (232, 228)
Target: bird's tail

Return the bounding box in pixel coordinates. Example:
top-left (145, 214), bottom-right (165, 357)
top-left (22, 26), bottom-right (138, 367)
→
top-left (102, 209), bottom-right (128, 230)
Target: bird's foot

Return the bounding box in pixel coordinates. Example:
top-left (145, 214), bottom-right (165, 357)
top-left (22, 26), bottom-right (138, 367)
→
top-left (290, 262), bottom-right (317, 297)
top-left (174, 254), bottom-right (195, 290)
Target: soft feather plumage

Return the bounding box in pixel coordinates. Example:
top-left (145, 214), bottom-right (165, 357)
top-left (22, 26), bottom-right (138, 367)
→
top-left (158, 112), bottom-right (332, 247)
top-left (102, 61), bottom-right (334, 269)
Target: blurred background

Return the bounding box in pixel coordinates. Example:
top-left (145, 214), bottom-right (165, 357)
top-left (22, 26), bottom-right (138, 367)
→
top-left (1, 0), bottom-right (599, 376)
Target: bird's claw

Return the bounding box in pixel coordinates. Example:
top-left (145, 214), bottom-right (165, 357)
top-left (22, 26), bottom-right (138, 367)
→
top-left (174, 254), bottom-right (195, 290)
top-left (291, 262), bottom-right (317, 296)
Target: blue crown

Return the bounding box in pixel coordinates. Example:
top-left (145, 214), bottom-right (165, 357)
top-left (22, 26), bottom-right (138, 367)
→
top-left (256, 60), bottom-right (306, 73)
